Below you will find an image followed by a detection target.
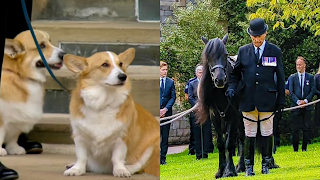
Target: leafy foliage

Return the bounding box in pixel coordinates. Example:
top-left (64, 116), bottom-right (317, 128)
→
top-left (160, 0), bottom-right (226, 105)
top-left (247, 0), bottom-right (320, 36)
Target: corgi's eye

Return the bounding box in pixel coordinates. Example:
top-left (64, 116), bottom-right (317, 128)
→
top-left (102, 63), bottom-right (109, 67)
top-left (40, 43), bottom-right (46, 49)
top-left (119, 62), bottom-right (123, 67)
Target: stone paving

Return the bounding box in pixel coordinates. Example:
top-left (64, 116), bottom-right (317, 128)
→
top-left (1, 153), bottom-right (159, 180)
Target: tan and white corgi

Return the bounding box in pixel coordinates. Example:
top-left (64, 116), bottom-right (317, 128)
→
top-left (63, 48), bottom-right (160, 177)
top-left (0, 30), bottom-right (65, 156)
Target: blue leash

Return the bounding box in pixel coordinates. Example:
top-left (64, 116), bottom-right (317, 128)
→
top-left (20, 0), bottom-right (68, 91)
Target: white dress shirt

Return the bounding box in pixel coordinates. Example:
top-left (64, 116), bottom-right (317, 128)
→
top-left (254, 40), bottom-right (266, 59)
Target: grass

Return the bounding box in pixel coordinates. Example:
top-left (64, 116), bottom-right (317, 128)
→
top-left (161, 143), bottom-right (320, 180)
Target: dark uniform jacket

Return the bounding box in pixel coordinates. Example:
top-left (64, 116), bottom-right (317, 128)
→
top-left (188, 79), bottom-right (199, 107)
top-left (229, 41), bottom-right (285, 112)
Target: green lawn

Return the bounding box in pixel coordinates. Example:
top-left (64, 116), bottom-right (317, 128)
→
top-left (161, 143), bottom-right (320, 180)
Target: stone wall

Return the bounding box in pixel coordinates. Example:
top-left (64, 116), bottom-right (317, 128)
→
top-left (168, 116), bottom-right (190, 145)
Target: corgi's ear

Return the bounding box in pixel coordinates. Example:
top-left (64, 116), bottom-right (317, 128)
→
top-left (118, 48), bottom-right (135, 70)
top-left (4, 39), bottom-right (25, 58)
top-left (63, 54), bottom-right (87, 73)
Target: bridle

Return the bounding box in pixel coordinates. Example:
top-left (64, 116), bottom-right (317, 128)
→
top-left (208, 64), bottom-right (227, 79)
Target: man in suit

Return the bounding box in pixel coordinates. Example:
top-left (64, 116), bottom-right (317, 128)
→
top-left (184, 75), bottom-right (197, 155)
top-left (188, 65), bottom-right (213, 160)
top-left (288, 56), bottom-right (314, 152)
top-left (160, 61), bottom-right (176, 165)
top-left (227, 18), bottom-right (285, 176)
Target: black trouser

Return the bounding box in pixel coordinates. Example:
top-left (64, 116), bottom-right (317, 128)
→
top-left (291, 110), bottom-right (311, 151)
top-left (191, 112), bottom-right (212, 158)
top-left (1, 0), bottom-right (33, 74)
top-left (160, 121), bottom-right (171, 162)
top-left (273, 111), bottom-right (281, 149)
top-left (188, 114), bottom-right (195, 153)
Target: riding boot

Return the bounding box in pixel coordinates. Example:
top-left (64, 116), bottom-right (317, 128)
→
top-left (261, 135), bottom-right (272, 174)
top-left (244, 136), bottom-right (255, 176)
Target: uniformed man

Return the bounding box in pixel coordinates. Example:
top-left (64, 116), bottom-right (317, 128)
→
top-left (226, 18), bottom-right (285, 176)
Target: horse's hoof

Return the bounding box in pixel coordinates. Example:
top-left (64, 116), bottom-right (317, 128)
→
top-left (215, 169), bottom-right (224, 179)
top-left (222, 166), bottom-right (238, 177)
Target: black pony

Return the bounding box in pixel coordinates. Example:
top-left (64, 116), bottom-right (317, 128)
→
top-left (197, 34), bottom-right (245, 178)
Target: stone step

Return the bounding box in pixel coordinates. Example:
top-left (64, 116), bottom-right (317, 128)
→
top-left (28, 113), bottom-right (160, 144)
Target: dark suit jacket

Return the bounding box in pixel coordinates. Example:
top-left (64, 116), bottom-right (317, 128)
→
top-left (288, 73), bottom-right (314, 111)
top-left (160, 77), bottom-right (176, 116)
top-left (229, 41), bottom-right (285, 112)
top-left (188, 79), bottom-right (199, 107)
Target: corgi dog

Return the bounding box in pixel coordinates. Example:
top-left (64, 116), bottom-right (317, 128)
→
top-left (63, 48), bottom-right (160, 177)
top-left (0, 30), bottom-right (65, 156)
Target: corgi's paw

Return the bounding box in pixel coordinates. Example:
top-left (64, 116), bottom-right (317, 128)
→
top-left (6, 146), bottom-right (26, 155)
top-left (64, 167), bottom-right (85, 176)
top-left (113, 168), bottom-right (131, 178)
top-left (0, 148), bottom-right (8, 156)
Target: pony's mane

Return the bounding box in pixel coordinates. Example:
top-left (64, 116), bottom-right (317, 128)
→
top-left (202, 38), bottom-right (227, 63)
top-left (197, 38), bottom-right (228, 124)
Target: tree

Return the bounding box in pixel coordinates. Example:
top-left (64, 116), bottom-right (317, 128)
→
top-left (247, 0), bottom-right (320, 36)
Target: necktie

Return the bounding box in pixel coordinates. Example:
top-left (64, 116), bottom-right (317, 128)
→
top-left (256, 47), bottom-right (260, 63)
top-left (161, 78), bottom-right (164, 94)
top-left (300, 74), bottom-right (303, 97)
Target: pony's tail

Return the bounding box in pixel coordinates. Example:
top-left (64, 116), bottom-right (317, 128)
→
top-left (196, 101), bottom-right (209, 125)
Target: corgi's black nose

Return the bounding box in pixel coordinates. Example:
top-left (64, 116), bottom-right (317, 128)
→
top-left (58, 52), bottom-right (66, 60)
top-left (118, 73), bottom-right (127, 82)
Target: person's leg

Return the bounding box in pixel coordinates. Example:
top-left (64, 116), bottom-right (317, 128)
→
top-left (188, 113), bottom-right (196, 155)
top-left (273, 111), bottom-right (281, 153)
top-left (242, 109), bottom-right (259, 176)
top-left (291, 112), bottom-right (301, 152)
top-left (0, 1), bottom-right (19, 179)
top-left (302, 111), bottom-right (311, 151)
top-left (207, 120), bottom-right (214, 153)
top-left (202, 117), bottom-right (212, 157)
top-left (194, 119), bottom-right (203, 160)
top-left (160, 123), bottom-right (170, 164)
top-left (259, 111), bottom-right (274, 174)
top-left (6, 0), bottom-right (33, 39)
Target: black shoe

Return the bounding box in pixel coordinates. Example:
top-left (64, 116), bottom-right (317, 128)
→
top-left (0, 162), bottom-right (19, 180)
top-left (188, 150), bottom-right (195, 155)
top-left (196, 154), bottom-right (208, 160)
top-left (269, 156), bottom-right (280, 169)
top-left (160, 161), bottom-right (167, 165)
top-left (18, 134), bottom-right (43, 154)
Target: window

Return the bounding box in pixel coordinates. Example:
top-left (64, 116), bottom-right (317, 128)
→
top-left (135, 0), bottom-right (160, 22)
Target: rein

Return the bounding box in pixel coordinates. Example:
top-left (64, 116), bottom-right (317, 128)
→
top-left (21, 0), bottom-right (68, 91)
